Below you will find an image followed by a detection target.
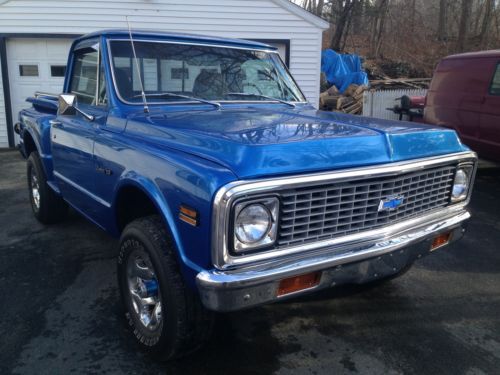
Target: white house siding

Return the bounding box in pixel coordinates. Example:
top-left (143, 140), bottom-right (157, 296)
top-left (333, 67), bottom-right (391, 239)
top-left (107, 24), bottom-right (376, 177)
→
top-left (0, 0), bottom-right (328, 147)
top-left (0, 57), bottom-right (7, 148)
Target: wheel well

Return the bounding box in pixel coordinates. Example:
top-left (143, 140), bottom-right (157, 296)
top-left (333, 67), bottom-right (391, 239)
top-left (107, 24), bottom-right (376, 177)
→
top-left (23, 132), bottom-right (37, 156)
top-left (115, 186), bottom-right (160, 233)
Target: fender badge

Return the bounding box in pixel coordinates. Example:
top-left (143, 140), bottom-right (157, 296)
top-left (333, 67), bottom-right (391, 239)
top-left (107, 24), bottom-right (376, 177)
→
top-left (378, 195), bottom-right (405, 212)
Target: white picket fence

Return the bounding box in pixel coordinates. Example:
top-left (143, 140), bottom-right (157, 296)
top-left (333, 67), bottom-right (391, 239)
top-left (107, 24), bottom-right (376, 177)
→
top-left (362, 89), bottom-right (427, 121)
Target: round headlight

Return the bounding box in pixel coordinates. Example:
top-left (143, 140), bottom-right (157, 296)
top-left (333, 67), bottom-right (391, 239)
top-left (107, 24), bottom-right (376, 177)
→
top-left (452, 169), bottom-right (469, 201)
top-left (235, 204), bottom-right (272, 244)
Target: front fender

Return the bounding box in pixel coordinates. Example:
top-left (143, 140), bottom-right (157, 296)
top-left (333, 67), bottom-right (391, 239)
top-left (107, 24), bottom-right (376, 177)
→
top-left (97, 128), bottom-right (238, 290)
top-left (112, 169), bottom-right (228, 290)
top-left (112, 174), bottom-right (189, 264)
top-left (21, 126), bottom-right (41, 155)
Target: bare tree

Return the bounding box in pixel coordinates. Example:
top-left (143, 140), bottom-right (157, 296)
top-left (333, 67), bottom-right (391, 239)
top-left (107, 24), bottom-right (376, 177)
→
top-left (330, 0), bottom-right (359, 51)
top-left (479, 0), bottom-right (494, 47)
top-left (457, 0), bottom-right (473, 52)
top-left (302, 0), bottom-right (326, 17)
top-left (369, 0), bottom-right (390, 58)
top-left (410, 0), bottom-right (416, 32)
top-left (316, 0), bottom-right (325, 17)
top-left (354, 0), bottom-right (367, 28)
top-left (303, 0), bottom-right (314, 13)
top-left (292, 0), bottom-right (499, 77)
top-left (494, 2), bottom-right (500, 40)
top-left (437, 0), bottom-right (448, 40)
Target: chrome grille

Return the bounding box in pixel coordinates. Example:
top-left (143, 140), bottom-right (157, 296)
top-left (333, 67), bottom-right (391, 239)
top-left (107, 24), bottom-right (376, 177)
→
top-left (278, 164), bottom-right (457, 247)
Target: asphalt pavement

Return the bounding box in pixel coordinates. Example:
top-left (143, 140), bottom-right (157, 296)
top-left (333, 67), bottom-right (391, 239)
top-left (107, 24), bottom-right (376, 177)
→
top-left (1, 149), bottom-right (499, 375)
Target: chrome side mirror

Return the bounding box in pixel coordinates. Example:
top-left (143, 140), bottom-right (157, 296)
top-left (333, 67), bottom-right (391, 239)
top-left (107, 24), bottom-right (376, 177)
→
top-left (58, 94), bottom-right (77, 116)
top-left (58, 94), bottom-right (94, 121)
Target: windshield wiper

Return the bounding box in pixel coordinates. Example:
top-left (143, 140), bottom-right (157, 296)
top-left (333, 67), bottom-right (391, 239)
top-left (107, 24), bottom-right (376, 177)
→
top-left (226, 92), bottom-right (296, 108)
top-left (133, 92), bottom-right (221, 109)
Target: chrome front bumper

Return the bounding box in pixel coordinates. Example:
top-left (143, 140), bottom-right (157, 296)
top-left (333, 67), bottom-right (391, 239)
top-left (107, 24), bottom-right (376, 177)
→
top-left (196, 208), bottom-right (470, 312)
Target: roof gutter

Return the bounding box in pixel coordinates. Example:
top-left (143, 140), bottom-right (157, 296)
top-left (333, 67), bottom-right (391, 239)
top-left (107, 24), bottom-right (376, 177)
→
top-left (272, 0), bottom-right (330, 29)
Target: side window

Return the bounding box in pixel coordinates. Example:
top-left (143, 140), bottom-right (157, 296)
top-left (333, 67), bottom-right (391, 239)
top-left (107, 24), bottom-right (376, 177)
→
top-left (70, 46), bottom-right (98, 105)
top-left (490, 63), bottom-right (500, 96)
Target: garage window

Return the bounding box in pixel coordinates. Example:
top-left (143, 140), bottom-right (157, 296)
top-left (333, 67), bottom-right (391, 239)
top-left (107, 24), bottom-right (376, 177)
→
top-left (19, 64), bottom-right (38, 77)
top-left (490, 63), bottom-right (500, 95)
top-left (51, 65), bottom-right (66, 77)
top-left (171, 67), bottom-right (189, 80)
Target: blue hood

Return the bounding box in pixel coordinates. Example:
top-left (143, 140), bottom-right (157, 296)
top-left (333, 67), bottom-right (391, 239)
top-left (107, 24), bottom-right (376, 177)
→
top-left (124, 106), bottom-right (468, 179)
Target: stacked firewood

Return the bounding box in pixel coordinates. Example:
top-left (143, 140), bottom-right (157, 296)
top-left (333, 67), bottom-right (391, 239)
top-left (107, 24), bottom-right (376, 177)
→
top-left (319, 84), bottom-right (367, 115)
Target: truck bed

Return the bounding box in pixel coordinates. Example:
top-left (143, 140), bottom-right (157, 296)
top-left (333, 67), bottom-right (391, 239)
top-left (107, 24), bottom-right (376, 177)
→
top-left (26, 94), bottom-right (58, 115)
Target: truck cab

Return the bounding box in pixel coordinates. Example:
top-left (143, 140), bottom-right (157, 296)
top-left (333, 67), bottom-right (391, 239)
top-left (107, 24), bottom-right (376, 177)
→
top-left (17, 30), bottom-right (477, 360)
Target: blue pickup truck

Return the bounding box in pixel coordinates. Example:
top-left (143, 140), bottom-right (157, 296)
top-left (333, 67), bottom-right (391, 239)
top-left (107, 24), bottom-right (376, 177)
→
top-left (16, 29), bottom-right (477, 359)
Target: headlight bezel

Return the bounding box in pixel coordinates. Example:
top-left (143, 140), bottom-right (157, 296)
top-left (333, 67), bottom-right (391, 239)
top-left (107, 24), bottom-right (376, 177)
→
top-left (451, 163), bottom-right (475, 203)
top-left (231, 197), bottom-right (279, 254)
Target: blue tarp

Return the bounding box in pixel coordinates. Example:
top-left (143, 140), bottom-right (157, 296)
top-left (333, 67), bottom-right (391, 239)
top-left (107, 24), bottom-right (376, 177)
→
top-left (321, 49), bottom-right (369, 94)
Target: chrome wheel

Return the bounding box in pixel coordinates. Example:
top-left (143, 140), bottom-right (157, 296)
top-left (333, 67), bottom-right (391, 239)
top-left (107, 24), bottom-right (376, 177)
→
top-left (30, 168), bottom-right (40, 211)
top-left (126, 249), bottom-right (162, 331)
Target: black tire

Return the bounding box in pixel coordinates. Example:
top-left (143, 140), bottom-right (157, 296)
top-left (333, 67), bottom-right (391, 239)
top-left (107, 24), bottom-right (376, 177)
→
top-left (117, 215), bottom-right (214, 361)
top-left (27, 151), bottom-right (68, 224)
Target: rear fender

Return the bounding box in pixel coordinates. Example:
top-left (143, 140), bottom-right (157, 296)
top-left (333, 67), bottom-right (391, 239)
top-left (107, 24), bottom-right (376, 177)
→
top-left (22, 119), bottom-right (56, 182)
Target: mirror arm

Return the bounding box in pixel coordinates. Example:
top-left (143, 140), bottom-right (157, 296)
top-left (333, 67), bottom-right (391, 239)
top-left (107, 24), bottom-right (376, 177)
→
top-left (57, 93), bottom-right (95, 121)
top-left (75, 107), bottom-right (95, 122)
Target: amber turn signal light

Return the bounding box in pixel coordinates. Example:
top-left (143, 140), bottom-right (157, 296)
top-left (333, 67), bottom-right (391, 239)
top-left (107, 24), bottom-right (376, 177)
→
top-left (431, 232), bottom-right (451, 251)
top-left (277, 272), bottom-right (321, 297)
top-left (179, 205), bottom-right (198, 226)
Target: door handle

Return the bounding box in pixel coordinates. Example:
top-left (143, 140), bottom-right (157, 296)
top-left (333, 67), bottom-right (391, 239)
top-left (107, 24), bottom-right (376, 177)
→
top-left (49, 120), bottom-right (63, 128)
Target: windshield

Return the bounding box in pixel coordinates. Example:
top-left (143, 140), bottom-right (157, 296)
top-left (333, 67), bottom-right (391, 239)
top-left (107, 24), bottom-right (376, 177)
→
top-left (108, 40), bottom-right (306, 104)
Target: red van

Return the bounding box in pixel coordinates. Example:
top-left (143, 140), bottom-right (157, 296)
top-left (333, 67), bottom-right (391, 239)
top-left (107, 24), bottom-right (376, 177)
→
top-left (424, 50), bottom-right (500, 161)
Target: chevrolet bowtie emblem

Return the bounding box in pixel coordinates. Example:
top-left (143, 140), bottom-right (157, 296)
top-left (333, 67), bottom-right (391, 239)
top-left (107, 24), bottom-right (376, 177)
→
top-left (378, 195), bottom-right (405, 212)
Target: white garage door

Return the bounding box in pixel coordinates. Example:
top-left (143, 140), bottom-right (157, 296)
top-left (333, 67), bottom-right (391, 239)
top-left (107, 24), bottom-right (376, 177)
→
top-left (7, 38), bottom-right (73, 144)
top-left (264, 42), bottom-right (287, 65)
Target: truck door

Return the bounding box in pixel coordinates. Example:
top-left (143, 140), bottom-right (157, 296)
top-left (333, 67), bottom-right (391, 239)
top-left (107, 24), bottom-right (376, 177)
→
top-left (480, 61), bottom-right (500, 160)
top-left (51, 39), bottom-right (108, 218)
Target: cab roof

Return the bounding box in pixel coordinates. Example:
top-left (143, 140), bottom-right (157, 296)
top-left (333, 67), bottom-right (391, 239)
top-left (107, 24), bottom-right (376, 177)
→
top-left (444, 50), bottom-right (500, 60)
top-left (75, 29), bottom-right (277, 51)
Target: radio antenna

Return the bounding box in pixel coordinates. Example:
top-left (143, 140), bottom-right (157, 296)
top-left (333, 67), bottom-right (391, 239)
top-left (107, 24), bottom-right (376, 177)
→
top-left (126, 16), bottom-right (149, 113)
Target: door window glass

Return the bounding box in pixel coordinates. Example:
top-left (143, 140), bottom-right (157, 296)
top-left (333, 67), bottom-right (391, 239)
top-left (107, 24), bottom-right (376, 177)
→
top-left (490, 64), bottom-right (500, 95)
top-left (70, 45), bottom-right (98, 105)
